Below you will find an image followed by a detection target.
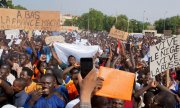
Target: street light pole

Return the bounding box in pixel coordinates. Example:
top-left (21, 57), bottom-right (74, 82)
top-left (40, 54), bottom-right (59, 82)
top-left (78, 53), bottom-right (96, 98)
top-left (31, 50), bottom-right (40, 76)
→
top-left (127, 19), bottom-right (129, 32)
top-left (163, 11), bottom-right (167, 31)
top-left (143, 10), bottom-right (145, 31)
top-left (88, 9), bottom-right (90, 32)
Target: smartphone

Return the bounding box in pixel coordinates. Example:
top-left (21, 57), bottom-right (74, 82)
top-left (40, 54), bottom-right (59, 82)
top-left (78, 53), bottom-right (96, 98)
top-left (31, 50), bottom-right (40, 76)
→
top-left (80, 58), bottom-right (93, 78)
top-left (126, 43), bottom-right (131, 52)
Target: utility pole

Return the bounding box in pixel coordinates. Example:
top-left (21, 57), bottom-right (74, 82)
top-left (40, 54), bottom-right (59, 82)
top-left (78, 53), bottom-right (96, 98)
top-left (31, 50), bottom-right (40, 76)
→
top-left (88, 8), bottom-right (90, 32)
top-left (127, 19), bottom-right (129, 32)
top-left (143, 10), bottom-right (145, 31)
top-left (164, 11), bottom-right (167, 31)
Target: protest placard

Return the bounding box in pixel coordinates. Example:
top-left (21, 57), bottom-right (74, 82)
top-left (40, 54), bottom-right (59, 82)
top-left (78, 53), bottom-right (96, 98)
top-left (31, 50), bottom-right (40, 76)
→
top-left (45, 36), bottom-right (65, 44)
top-left (109, 26), bottom-right (128, 41)
top-left (150, 35), bottom-right (180, 77)
top-left (5, 29), bottom-right (19, 39)
top-left (0, 49), bottom-right (3, 59)
top-left (0, 8), bottom-right (61, 31)
top-left (96, 67), bottom-right (135, 100)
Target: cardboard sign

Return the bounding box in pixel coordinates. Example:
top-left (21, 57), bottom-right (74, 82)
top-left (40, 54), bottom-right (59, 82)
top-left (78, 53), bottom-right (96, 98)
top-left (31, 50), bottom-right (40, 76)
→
top-left (96, 67), bottom-right (135, 100)
top-left (150, 35), bottom-right (180, 77)
top-left (109, 26), bottom-right (128, 40)
top-left (0, 8), bottom-right (61, 31)
top-left (5, 29), bottom-right (19, 39)
top-left (45, 36), bottom-right (65, 44)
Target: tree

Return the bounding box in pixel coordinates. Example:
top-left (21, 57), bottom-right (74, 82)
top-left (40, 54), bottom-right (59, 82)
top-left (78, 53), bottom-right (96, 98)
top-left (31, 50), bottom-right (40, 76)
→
top-left (77, 8), bottom-right (105, 31)
top-left (115, 15), bottom-right (128, 31)
top-left (154, 15), bottom-right (180, 34)
top-left (103, 15), bottom-right (116, 32)
top-left (64, 19), bottom-right (73, 26)
top-left (0, 0), bottom-right (26, 10)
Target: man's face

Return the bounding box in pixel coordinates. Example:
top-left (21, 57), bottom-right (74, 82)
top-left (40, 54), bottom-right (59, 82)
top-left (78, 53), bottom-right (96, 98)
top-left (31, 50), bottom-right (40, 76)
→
top-left (112, 99), bottom-right (124, 108)
top-left (40, 76), bottom-right (55, 96)
top-left (40, 62), bottom-right (47, 74)
top-left (0, 68), bottom-right (8, 79)
top-left (68, 57), bottom-right (76, 65)
top-left (35, 41), bottom-right (43, 50)
top-left (12, 57), bottom-right (19, 63)
top-left (20, 55), bottom-right (26, 65)
top-left (20, 71), bottom-right (29, 81)
top-left (13, 80), bottom-right (22, 93)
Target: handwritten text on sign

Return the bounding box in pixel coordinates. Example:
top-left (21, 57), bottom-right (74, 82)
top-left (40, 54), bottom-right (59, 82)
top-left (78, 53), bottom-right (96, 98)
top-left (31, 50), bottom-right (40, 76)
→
top-left (0, 8), bottom-right (60, 31)
top-left (109, 27), bottom-right (128, 41)
top-left (150, 36), bottom-right (180, 77)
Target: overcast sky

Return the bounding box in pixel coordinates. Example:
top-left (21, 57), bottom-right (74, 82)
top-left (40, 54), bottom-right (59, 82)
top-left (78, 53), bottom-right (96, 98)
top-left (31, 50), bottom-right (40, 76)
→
top-left (13, 0), bottom-right (180, 24)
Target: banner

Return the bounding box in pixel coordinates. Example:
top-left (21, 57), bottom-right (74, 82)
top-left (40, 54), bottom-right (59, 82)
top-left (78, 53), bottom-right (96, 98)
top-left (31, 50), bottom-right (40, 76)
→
top-left (96, 67), bottom-right (135, 100)
top-left (150, 35), bottom-right (180, 77)
top-left (45, 36), bottom-right (65, 44)
top-left (109, 26), bottom-right (128, 41)
top-left (0, 8), bottom-right (60, 31)
top-left (53, 42), bottom-right (102, 64)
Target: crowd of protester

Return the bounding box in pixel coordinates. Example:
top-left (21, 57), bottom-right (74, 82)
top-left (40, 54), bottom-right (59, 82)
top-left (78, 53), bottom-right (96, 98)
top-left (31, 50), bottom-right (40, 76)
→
top-left (0, 29), bottom-right (180, 108)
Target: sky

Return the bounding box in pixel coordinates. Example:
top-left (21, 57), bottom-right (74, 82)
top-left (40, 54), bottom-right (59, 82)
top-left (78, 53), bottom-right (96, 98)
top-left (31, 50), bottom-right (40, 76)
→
top-left (13, 0), bottom-right (180, 24)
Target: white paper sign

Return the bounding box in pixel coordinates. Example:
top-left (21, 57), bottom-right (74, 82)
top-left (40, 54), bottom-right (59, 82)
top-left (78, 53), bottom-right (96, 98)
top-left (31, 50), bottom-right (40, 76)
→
top-left (0, 49), bottom-right (3, 59)
top-left (15, 39), bottom-right (22, 45)
top-left (5, 29), bottom-right (19, 39)
top-left (150, 35), bottom-right (180, 77)
top-left (53, 42), bottom-right (101, 64)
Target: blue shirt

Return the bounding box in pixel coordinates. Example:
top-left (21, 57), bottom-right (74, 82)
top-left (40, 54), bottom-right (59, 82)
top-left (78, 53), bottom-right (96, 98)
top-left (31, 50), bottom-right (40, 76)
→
top-left (14, 90), bottom-right (28, 107)
top-left (25, 46), bottom-right (52, 63)
top-left (54, 85), bottom-right (69, 102)
top-left (24, 94), bottom-right (65, 108)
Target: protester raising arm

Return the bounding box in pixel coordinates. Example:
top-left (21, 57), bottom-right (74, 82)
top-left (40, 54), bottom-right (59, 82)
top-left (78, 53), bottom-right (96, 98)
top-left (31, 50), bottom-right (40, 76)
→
top-left (112, 55), bottom-right (121, 68)
top-left (63, 63), bottom-right (80, 80)
top-left (0, 78), bottom-right (14, 96)
top-left (105, 46), bottom-right (112, 68)
top-left (120, 42), bottom-right (134, 72)
top-left (49, 43), bottom-right (63, 65)
top-left (129, 45), bottom-right (136, 70)
top-left (80, 68), bottom-right (97, 108)
top-left (134, 80), bottom-right (158, 98)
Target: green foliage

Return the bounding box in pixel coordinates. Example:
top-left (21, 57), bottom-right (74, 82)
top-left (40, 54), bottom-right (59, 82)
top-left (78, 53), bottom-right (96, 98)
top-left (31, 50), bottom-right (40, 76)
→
top-left (73, 8), bottom-right (150, 32)
top-left (0, 0), bottom-right (26, 10)
top-left (76, 8), bottom-right (105, 31)
top-left (154, 15), bottom-right (180, 34)
top-left (103, 15), bottom-right (116, 32)
top-left (115, 15), bottom-right (128, 31)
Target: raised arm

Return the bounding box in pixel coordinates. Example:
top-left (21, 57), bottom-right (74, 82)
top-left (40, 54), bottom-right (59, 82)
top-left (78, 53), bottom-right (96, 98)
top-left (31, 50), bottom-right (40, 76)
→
top-left (105, 46), bottom-right (112, 68)
top-left (49, 44), bottom-right (63, 65)
top-left (0, 78), bottom-right (14, 95)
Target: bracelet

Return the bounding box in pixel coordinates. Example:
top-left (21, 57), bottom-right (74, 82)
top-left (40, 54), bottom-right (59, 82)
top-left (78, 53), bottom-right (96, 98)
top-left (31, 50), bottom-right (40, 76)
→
top-left (80, 102), bottom-right (91, 108)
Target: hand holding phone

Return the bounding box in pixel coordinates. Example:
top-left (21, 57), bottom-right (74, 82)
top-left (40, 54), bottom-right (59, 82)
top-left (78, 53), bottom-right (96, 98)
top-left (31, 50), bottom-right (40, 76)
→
top-left (80, 58), bottom-right (93, 78)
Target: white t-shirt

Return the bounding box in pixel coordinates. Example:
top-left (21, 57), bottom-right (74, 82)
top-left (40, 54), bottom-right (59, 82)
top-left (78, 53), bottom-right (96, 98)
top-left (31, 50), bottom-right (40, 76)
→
top-left (65, 98), bottom-right (80, 108)
top-left (7, 73), bottom-right (15, 85)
